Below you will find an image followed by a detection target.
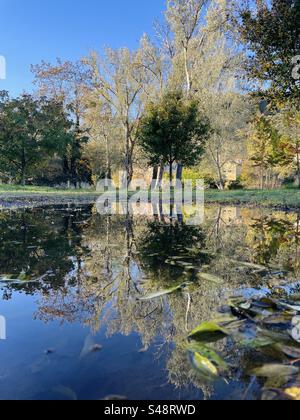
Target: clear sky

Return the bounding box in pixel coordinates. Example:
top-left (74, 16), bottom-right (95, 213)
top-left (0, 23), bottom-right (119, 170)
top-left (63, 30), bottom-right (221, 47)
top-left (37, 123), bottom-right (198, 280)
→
top-left (0, 0), bottom-right (166, 96)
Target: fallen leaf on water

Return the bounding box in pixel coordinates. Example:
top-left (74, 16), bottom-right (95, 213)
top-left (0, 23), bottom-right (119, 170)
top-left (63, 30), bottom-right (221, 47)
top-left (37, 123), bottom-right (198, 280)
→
top-left (191, 352), bottom-right (218, 380)
top-left (188, 321), bottom-right (229, 343)
top-left (251, 364), bottom-right (299, 378)
top-left (197, 273), bottom-right (224, 285)
top-left (186, 341), bottom-right (228, 372)
top-left (80, 335), bottom-right (103, 359)
top-left (139, 283), bottom-right (189, 301)
top-left (284, 387), bottom-right (300, 401)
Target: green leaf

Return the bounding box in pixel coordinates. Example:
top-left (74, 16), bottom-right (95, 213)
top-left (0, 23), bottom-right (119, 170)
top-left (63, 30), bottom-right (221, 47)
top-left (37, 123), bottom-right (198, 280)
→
top-left (191, 352), bottom-right (219, 380)
top-left (188, 321), bottom-right (229, 343)
top-left (186, 341), bottom-right (228, 372)
top-left (251, 364), bottom-right (299, 378)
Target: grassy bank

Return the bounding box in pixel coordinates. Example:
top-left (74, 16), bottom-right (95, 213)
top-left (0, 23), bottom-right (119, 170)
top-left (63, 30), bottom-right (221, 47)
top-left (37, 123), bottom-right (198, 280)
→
top-left (205, 189), bottom-right (300, 209)
top-left (0, 185), bottom-right (299, 210)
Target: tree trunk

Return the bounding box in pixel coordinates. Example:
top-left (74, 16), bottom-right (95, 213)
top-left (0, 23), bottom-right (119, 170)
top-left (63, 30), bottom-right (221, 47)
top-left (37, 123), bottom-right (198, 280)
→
top-left (183, 46), bottom-right (191, 95)
top-left (21, 147), bottom-right (26, 186)
top-left (155, 162), bottom-right (165, 189)
top-left (176, 163), bottom-right (183, 185)
top-left (124, 122), bottom-right (133, 188)
top-left (169, 162), bottom-right (173, 185)
top-left (152, 165), bottom-right (159, 184)
top-left (105, 135), bottom-right (112, 183)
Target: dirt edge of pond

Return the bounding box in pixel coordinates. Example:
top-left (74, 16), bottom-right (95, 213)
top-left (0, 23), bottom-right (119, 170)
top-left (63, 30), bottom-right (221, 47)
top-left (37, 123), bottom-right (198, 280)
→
top-left (0, 193), bottom-right (299, 212)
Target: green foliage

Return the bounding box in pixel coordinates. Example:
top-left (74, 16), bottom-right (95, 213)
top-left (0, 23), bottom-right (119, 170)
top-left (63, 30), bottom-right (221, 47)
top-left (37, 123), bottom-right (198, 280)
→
top-left (0, 92), bottom-right (73, 185)
top-left (138, 91), bottom-right (211, 180)
top-left (238, 0), bottom-right (300, 107)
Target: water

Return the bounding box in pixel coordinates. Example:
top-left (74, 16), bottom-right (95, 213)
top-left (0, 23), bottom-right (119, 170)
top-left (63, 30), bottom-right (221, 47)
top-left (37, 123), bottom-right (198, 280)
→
top-left (0, 204), bottom-right (299, 400)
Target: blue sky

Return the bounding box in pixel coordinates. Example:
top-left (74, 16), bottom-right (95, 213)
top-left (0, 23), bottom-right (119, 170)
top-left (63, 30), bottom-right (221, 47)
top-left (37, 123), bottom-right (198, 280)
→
top-left (0, 0), bottom-right (166, 95)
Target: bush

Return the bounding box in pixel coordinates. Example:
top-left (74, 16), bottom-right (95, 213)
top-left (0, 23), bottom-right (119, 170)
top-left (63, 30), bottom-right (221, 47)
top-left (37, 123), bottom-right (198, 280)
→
top-left (228, 180), bottom-right (244, 190)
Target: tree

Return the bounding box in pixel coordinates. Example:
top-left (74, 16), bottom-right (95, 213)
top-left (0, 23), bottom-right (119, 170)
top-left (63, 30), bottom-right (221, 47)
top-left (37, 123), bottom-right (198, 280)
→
top-left (190, 0), bottom-right (251, 189)
top-left (86, 47), bottom-right (153, 187)
top-left (272, 106), bottom-right (300, 187)
top-left (83, 97), bottom-right (123, 184)
top-left (0, 92), bottom-right (72, 185)
top-left (138, 91), bottom-right (210, 183)
top-left (166, 0), bottom-right (210, 96)
top-left (247, 114), bottom-right (284, 189)
top-left (32, 59), bottom-right (92, 187)
top-left (237, 0), bottom-right (300, 107)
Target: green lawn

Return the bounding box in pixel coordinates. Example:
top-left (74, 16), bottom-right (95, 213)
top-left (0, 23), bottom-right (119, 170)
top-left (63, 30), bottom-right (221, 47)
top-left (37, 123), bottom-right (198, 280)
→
top-left (0, 185), bottom-right (299, 209)
top-left (205, 188), bottom-right (300, 209)
top-left (0, 184), bottom-right (97, 195)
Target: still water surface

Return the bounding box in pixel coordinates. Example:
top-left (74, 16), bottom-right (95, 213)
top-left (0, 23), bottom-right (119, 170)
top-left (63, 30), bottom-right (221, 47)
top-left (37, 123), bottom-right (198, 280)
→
top-left (0, 204), bottom-right (299, 400)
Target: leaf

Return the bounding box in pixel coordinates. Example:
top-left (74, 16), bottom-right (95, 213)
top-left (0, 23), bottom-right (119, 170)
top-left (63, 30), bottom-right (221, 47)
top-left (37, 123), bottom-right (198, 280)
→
top-left (239, 337), bottom-right (274, 349)
top-left (139, 283), bottom-right (189, 301)
top-left (251, 364), bottom-right (299, 378)
top-left (188, 321), bottom-right (229, 343)
top-left (290, 327), bottom-right (300, 344)
top-left (276, 344), bottom-right (300, 359)
top-left (276, 301), bottom-right (300, 313)
top-left (186, 341), bottom-right (228, 372)
top-left (197, 272), bottom-right (224, 285)
top-left (262, 314), bottom-right (292, 325)
top-left (191, 352), bottom-right (219, 380)
top-left (230, 260), bottom-right (268, 271)
top-left (284, 387), bottom-right (300, 401)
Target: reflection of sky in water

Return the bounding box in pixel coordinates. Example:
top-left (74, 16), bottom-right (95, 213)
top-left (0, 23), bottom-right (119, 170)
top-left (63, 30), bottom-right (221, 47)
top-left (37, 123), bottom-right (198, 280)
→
top-left (0, 205), bottom-right (299, 400)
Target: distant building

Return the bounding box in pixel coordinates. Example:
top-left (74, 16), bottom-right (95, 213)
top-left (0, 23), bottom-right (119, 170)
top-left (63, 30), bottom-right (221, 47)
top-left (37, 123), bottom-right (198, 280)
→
top-left (223, 160), bottom-right (243, 183)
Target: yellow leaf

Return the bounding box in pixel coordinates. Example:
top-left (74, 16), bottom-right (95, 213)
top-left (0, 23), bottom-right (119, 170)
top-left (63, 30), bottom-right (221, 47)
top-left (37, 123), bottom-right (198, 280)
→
top-left (284, 388), bottom-right (300, 401)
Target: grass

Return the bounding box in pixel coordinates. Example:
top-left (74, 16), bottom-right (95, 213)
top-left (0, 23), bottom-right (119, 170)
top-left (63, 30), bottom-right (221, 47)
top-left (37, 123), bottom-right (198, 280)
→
top-left (205, 188), bottom-right (300, 209)
top-left (0, 185), bottom-right (299, 209)
top-left (0, 184), bottom-right (97, 195)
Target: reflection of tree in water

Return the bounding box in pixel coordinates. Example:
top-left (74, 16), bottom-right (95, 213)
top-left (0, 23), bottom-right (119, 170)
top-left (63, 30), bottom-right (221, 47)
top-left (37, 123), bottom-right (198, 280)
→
top-left (0, 206), bottom-right (90, 299)
top-left (247, 214), bottom-right (300, 275)
top-left (0, 205), bottom-right (299, 398)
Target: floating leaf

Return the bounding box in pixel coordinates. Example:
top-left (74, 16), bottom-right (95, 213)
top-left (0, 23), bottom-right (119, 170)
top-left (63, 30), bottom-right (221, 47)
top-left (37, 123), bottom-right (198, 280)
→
top-left (189, 321), bottom-right (229, 343)
top-left (191, 352), bottom-right (219, 380)
top-left (251, 364), bottom-right (299, 378)
top-left (139, 283), bottom-right (189, 301)
top-left (284, 387), bottom-right (300, 401)
top-left (290, 327), bottom-right (300, 344)
top-left (262, 314), bottom-right (292, 325)
top-left (197, 273), bottom-right (224, 285)
top-left (230, 260), bottom-right (268, 271)
top-left (277, 302), bottom-right (300, 313)
top-left (80, 335), bottom-right (103, 359)
top-left (186, 341), bottom-right (228, 372)
top-left (239, 337), bottom-right (274, 349)
top-left (276, 344), bottom-right (300, 359)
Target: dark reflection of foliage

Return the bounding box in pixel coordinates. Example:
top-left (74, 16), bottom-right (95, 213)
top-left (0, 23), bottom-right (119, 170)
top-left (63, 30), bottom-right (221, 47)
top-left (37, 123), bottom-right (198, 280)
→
top-left (137, 220), bottom-right (212, 285)
top-left (0, 205), bottom-right (92, 297)
top-left (249, 215), bottom-right (300, 274)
